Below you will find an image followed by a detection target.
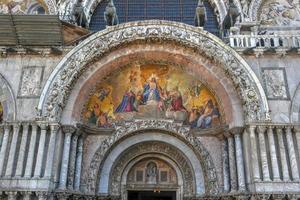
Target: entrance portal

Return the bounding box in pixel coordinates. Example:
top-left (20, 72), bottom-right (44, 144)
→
top-left (128, 191), bottom-right (176, 200)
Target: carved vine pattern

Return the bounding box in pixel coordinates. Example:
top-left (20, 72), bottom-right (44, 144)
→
top-left (41, 21), bottom-right (265, 122)
top-left (83, 119), bottom-right (219, 195)
top-left (109, 142), bottom-right (195, 197)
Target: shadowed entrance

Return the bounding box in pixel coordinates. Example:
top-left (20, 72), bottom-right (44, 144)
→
top-left (128, 191), bottom-right (176, 200)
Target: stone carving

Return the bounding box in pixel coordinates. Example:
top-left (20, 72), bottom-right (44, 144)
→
top-left (109, 142), bottom-right (195, 197)
top-left (38, 21), bottom-right (269, 122)
top-left (18, 66), bottom-right (44, 98)
top-left (84, 119), bottom-right (218, 195)
top-left (104, 0), bottom-right (119, 26)
top-left (240, 0), bottom-right (250, 19)
top-left (259, 0), bottom-right (300, 26)
top-left (195, 0), bottom-right (207, 27)
top-left (262, 68), bottom-right (289, 100)
top-left (0, 74), bottom-right (16, 121)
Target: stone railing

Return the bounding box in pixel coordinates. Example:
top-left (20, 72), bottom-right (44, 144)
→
top-left (228, 34), bottom-right (300, 49)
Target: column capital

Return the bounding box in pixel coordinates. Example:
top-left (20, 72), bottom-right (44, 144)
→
top-left (293, 125), bottom-right (300, 133)
top-left (37, 122), bottom-right (48, 130)
top-left (11, 122), bottom-right (21, 130)
top-left (284, 125), bottom-right (292, 132)
top-left (36, 191), bottom-right (49, 200)
top-left (275, 126), bottom-right (283, 134)
top-left (5, 191), bottom-right (18, 199)
top-left (49, 123), bottom-right (60, 132)
top-left (62, 125), bottom-right (77, 135)
top-left (20, 191), bottom-right (33, 200)
top-left (22, 122), bottom-right (30, 129)
top-left (3, 122), bottom-right (11, 130)
top-left (256, 125), bottom-right (267, 133)
top-left (229, 126), bottom-right (244, 135)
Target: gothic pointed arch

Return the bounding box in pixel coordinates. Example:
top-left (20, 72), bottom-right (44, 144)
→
top-left (38, 21), bottom-right (269, 123)
top-left (0, 73), bottom-right (17, 122)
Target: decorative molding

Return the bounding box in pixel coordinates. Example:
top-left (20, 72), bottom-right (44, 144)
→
top-left (84, 119), bottom-right (219, 195)
top-left (249, 0), bottom-right (263, 21)
top-left (44, 0), bottom-right (58, 14)
top-left (37, 21), bottom-right (269, 123)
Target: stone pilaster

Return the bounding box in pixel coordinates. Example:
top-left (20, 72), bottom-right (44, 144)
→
top-left (276, 126), bottom-right (290, 181)
top-left (44, 123), bottom-right (60, 178)
top-left (6, 191), bottom-right (18, 200)
top-left (5, 123), bottom-right (20, 177)
top-left (249, 126), bottom-right (260, 181)
top-left (257, 126), bottom-right (271, 181)
top-left (24, 123), bottom-right (38, 178)
top-left (0, 123), bottom-right (10, 176)
top-left (74, 136), bottom-right (84, 191)
top-left (59, 125), bottom-right (76, 189)
top-left (67, 131), bottom-right (79, 190)
top-left (15, 123), bottom-right (29, 177)
top-left (228, 135), bottom-right (237, 192)
top-left (34, 122), bottom-right (48, 177)
top-left (234, 128), bottom-right (246, 191)
top-left (222, 136), bottom-right (230, 193)
top-left (285, 126), bottom-right (300, 180)
top-left (267, 126), bottom-right (280, 181)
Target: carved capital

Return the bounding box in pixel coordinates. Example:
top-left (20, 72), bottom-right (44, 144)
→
top-left (50, 123), bottom-right (60, 132)
top-left (22, 122), bottom-right (30, 130)
top-left (293, 125), bottom-right (300, 134)
top-left (275, 126), bottom-right (283, 134)
top-left (5, 191), bottom-right (18, 200)
top-left (20, 191), bottom-right (33, 200)
top-left (256, 125), bottom-right (266, 134)
top-left (36, 191), bottom-right (49, 200)
top-left (229, 127), bottom-right (244, 135)
top-left (37, 122), bottom-right (48, 130)
top-left (62, 125), bottom-right (77, 135)
top-left (55, 192), bottom-right (71, 200)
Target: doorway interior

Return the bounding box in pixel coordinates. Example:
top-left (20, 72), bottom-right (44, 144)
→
top-left (128, 191), bottom-right (176, 200)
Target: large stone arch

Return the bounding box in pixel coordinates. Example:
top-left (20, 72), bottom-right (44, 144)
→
top-left (0, 73), bottom-right (17, 122)
top-left (83, 120), bottom-right (218, 196)
top-left (38, 21), bottom-right (269, 123)
top-left (290, 82), bottom-right (300, 122)
top-left (108, 142), bottom-right (196, 198)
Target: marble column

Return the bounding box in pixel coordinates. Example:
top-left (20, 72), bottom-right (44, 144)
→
top-left (24, 123), bottom-right (38, 177)
top-left (234, 129), bottom-right (246, 191)
top-left (44, 123), bottom-right (60, 178)
top-left (257, 126), bottom-right (271, 181)
top-left (59, 125), bottom-right (76, 190)
top-left (5, 123), bottom-right (20, 177)
top-left (249, 126), bottom-right (260, 181)
top-left (15, 123), bottom-right (29, 177)
top-left (74, 136), bottom-right (84, 191)
top-left (295, 126), bottom-right (300, 158)
top-left (67, 132), bottom-right (79, 190)
top-left (267, 126), bottom-right (280, 181)
top-left (6, 191), bottom-right (18, 200)
top-left (228, 136), bottom-right (237, 192)
top-left (276, 127), bottom-right (290, 181)
top-left (222, 137), bottom-right (230, 193)
top-left (285, 126), bottom-right (300, 180)
top-left (34, 122), bottom-right (48, 177)
top-left (0, 124), bottom-right (10, 176)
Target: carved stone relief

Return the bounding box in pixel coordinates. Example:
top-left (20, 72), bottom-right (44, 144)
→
top-left (109, 142), bottom-right (194, 197)
top-left (259, 0), bottom-right (300, 26)
top-left (83, 119), bottom-right (218, 195)
top-left (18, 66), bottom-right (44, 98)
top-left (262, 68), bottom-right (290, 100)
top-left (38, 21), bottom-right (269, 123)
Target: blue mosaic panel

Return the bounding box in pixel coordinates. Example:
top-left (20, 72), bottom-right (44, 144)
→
top-left (89, 0), bottom-right (220, 36)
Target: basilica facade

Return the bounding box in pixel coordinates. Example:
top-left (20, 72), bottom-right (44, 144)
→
top-left (0, 0), bottom-right (300, 199)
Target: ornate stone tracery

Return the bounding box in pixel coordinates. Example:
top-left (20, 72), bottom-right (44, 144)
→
top-left (83, 119), bottom-right (218, 196)
top-left (38, 21), bottom-right (269, 123)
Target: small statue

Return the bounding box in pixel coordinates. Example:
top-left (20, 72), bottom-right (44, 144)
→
top-left (221, 0), bottom-right (240, 31)
top-left (104, 0), bottom-right (119, 26)
top-left (194, 0), bottom-right (207, 27)
top-left (74, 0), bottom-right (87, 27)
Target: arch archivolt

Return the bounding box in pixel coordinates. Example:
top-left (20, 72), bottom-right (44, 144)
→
top-left (248, 0), bottom-right (263, 21)
top-left (0, 73), bottom-right (17, 122)
top-left (38, 21), bottom-right (269, 124)
top-left (43, 0), bottom-right (57, 14)
top-left (108, 142), bottom-right (195, 198)
top-left (83, 119), bottom-right (219, 196)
